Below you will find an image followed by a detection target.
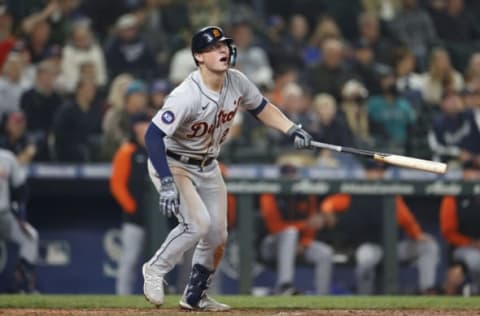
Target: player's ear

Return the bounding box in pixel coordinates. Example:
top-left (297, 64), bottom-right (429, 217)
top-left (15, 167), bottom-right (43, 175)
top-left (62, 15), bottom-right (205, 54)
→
top-left (194, 52), bottom-right (203, 65)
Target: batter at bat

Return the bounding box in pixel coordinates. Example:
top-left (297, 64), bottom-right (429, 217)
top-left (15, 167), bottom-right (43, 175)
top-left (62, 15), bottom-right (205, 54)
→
top-left (142, 25), bottom-right (312, 311)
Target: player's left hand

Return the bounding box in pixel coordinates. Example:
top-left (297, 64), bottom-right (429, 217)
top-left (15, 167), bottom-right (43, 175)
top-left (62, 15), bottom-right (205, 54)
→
top-left (159, 176), bottom-right (180, 216)
top-left (287, 125), bottom-right (313, 149)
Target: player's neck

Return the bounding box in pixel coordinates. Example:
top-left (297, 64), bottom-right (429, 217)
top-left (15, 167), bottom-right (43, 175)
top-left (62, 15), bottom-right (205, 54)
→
top-left (199, 67), bottom-right (225, 92)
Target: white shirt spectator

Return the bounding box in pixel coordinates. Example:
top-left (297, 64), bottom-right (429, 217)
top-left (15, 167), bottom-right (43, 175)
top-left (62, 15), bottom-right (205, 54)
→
top-left (60, 22), bottom-right (107, 92)
top-left (169, 47), bottom-right (196, 85)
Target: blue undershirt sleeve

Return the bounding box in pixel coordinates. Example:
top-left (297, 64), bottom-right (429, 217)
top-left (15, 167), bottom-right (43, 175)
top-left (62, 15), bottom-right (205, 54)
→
top-left (144, 123), bottom-right (172, 178)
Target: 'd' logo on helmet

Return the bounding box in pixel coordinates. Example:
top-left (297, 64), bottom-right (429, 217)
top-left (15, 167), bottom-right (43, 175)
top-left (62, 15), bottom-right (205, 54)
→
top-left (212, 28), bottom-right (221, 38)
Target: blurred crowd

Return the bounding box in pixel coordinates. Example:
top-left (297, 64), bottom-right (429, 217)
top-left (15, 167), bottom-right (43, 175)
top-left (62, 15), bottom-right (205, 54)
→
top-left (0, 0), bottom-right (477, 172)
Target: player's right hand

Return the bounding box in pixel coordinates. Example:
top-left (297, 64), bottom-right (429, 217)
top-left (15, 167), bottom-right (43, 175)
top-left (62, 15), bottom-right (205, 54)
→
top-left (287, 124), bottom-right (313, 149)
top-left (159, 176), bottom-right (179, 216)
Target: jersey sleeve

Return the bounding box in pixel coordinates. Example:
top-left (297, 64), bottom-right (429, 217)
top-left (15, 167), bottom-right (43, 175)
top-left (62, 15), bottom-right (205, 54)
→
top-left (230, 69), bottom-right (267, 113)
top-left (440, 196), bottom-right (472, 246)
top-left (151, 85), bottom-right (196, 136)
top-left (395, 196), bottom-right (422, 239)
top-left (110, 144), bottom-right (137, 214)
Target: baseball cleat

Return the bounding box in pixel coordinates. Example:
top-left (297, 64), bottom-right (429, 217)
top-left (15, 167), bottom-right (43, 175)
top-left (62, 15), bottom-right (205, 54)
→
top-left (179, 295), bottom-right (231, 311)
top-left (142, 263), bottom-right (165, 307)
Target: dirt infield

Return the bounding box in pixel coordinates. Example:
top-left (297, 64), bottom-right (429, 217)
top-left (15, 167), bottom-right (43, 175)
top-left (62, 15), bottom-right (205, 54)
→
top-left (1, 309), bottom-right (478, 316)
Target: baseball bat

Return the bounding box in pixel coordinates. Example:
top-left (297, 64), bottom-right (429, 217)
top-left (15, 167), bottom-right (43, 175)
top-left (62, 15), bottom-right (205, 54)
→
top-left (311, 141), bottom-right (447, 175)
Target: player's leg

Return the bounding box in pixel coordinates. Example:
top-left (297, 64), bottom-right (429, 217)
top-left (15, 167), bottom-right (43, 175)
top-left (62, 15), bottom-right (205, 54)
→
top-left (273, 227), bottom-right (299, 294)
top-left (144, 164), bottom-right (211, 305)
top-left (355, 243), bottom-right (383, 294)
top-left (180, 164), bottom-right (229, 310)
top-left (5, 213), bottom-right (39, 293)
top-left (453, 247), bottom-right (480, 294)
top-left (116, 222), bottom-right (145, 295)
top-left (304, 240), bottom-right (334, 295)
top-left (397, 237), bottom-right (439, 292)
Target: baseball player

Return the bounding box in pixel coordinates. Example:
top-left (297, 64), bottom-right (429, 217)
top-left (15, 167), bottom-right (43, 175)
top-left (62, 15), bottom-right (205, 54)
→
top-left (440, 196), bottom-right (480, 295)
top-left (321, 193), bottom-right (439, 294)
top-left (259, 164), bottom-right (334, 295)
top-left (0, 148), bottom-right (38, 293)
top-left (110, 113), bottom-right (151, 295)
top-left (142, 25), bottom-right (313, 311)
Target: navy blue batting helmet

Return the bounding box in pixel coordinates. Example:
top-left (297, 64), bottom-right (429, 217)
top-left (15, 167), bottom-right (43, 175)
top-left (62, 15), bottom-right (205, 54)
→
top-left (191, 26), bottom-right (237, 67)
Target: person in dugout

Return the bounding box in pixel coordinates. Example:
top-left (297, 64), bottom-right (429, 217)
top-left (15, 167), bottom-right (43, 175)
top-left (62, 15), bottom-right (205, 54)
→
top-left (440, 195), bottom-right (480, 295)
top-left (110, 112), bottom-right (151, 295)
top-left (320, 191), bottom-right (439, 294)
top-left (258, 164), bottom-right (335, 295)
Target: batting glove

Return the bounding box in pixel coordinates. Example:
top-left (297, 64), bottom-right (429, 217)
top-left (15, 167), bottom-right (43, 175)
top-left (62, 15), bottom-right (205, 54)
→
top-left (159, 176), bottom-right (180, 217)
top-left (287, 124), bottom-right (313, 149)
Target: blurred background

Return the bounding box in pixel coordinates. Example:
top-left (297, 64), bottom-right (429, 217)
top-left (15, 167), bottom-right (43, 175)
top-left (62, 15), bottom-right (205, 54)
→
top-left (0, 0), bottom-right (479, 297)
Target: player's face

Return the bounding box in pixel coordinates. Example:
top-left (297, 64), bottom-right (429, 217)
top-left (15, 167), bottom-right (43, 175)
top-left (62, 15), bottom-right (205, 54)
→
top-left (198, 41), bottom-right (230, 72)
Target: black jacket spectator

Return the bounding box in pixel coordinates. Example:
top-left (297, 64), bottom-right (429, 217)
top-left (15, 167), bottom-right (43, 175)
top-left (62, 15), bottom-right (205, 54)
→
top-left (20, 61), bottom-right (62, 160)
top-left (104, 14), bottom-right (156, 80)
top-left (53, 79), bottom-right (102, 162)
top-left (305, 38), bottom-right (351, 101)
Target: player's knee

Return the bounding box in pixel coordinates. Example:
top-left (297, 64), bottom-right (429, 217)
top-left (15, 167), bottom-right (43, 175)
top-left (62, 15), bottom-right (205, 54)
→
top-left (190, 214), bottom-right (211, 238)
top-left (356, 244), bottom-right (381, 268)
top-left (309, 242), bottom-right (333, 262)
top-left (419, 239), bottom-right (439, 259)
top-left (277, 227), bottom-right (299, 240)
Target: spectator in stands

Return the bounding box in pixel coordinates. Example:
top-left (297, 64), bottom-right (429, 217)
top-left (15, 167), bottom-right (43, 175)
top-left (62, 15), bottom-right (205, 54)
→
top-left (78, 0), bottom-right (130, 42)
top-left (0, 111), bottom-right (37, 164)
top-left (110, 112), bottom-right (150, 295)
top-left (464, 53), bottom-right (480, 83)
top-left (11, 40), bottom-right (36, 90)
top-left (340, 80), bottom-right (373, 147)
top-left (367, 69), bottom-right (416, 153)
top-left (388, 0), bottom-right (437, 70)
top-left (21, 0), bottom-right (81, 46)
top-left (60, 21), bottom-right (107, 92)
top-left (102, 80), bottom-right (147, 160)
top-left (269, 65), bottom-right (299, 106)
top-left (230, 20), bottom-right (273, 87)
top-left (0, 5), bottom-right (15, 70)
top-left (356, 12), bottom-right (395, 66)
top-left (428, 92), bottom-right (480, 167)
top-left (23, 19), bottom-right (52, 64)
top-left (349, 39), bottom-right (383, 95)
top-left (148, 79), bottom-right (170, 115)
top-left (137, 0), bottom-right (170, 74)
top-left (393, 46), bottom-right (425, 109)
top-left (259, 164), bottom-right (334, 295)
top-left (0, 53), bottom-right (29, 117)
top-left (429, 0), bottom-right (480, 43)
top-left (422, 48), bottom-right (464, 106)
top-left (20, 60), bottom-right (62, 161)
top-left (361, 0), bottom-right (402, 22)
top-left (440, 195), bottom-right (480, 295)
top-left (267, 82), bottom-right (312, 150)
top-left (305, 38), bottom-right (351, 101)
top-left (310, 93), bottom-right (353, 148)
top-left (168, 31), bottom-right (196, 85)
top-left (53, 78), bottom-right (102, 162)
top-left (105, 73), bottom-right (134, 111)
top-left (321, 181), bottom-right (439, 294)
top-left (105, 14), bottom-right (156, 81)
top-left (304, 16), bottom-right (342, 67)
top-left (278, 14), bottom-right (310, 70)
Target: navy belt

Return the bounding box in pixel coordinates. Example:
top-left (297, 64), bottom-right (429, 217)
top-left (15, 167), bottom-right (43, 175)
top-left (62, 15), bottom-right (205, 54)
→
top-left (166, 150), bottom-right (214, 167)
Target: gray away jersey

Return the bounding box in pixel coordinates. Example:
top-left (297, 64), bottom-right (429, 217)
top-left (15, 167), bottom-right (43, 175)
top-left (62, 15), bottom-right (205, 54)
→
top-left (152, 69), bottom-right (266, 158)
top-left (0, 149), bottom-right (26, 212)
